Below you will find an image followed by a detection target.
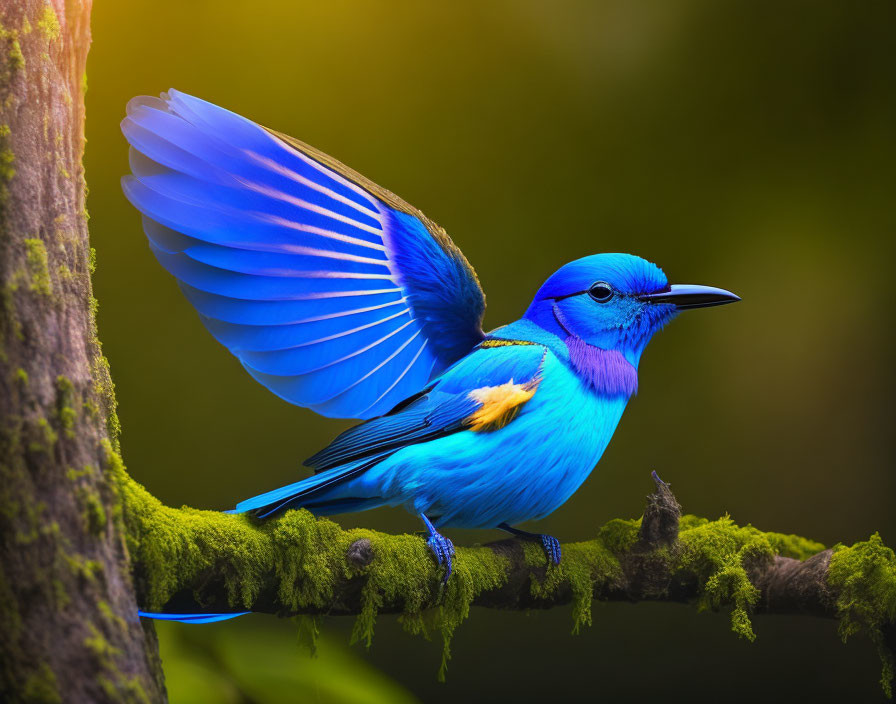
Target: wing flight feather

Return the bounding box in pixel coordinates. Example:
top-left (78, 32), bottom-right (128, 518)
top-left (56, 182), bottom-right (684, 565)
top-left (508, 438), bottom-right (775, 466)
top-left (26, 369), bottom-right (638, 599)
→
top-left (122, 90), bottom-right (485, 418)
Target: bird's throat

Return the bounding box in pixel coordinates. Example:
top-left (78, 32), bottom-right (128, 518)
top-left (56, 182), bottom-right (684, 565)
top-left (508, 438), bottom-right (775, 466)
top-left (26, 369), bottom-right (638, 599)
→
top-left (550, 304), bottom-right (638, 397)
top-left (565, 337), bottom-right (638, 397)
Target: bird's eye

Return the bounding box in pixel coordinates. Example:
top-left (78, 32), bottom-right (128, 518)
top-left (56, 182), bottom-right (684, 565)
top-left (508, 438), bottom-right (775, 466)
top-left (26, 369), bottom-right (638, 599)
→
top-left (588, 281), bottom-right (614, 303)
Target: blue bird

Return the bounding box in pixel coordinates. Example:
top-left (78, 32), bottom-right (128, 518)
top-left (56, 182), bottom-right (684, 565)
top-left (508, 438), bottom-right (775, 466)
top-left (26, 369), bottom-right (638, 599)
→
top-left (122, 90), bottom-right (739, 617)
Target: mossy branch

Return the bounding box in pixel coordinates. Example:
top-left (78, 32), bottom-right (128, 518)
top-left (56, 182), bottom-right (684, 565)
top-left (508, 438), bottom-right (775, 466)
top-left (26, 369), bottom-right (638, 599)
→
top-left (119, 458), bottom-right (896, 692)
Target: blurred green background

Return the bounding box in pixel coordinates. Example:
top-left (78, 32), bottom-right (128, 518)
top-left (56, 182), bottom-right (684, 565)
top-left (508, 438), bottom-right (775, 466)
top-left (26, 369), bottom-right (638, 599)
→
top-left (85, 1), bottom-right (895, 701)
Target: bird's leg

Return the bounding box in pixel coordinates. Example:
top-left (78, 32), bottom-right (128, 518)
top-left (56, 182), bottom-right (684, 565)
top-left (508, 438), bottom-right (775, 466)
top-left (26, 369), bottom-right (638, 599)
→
top-left (420, 513), bottom-right (455, 582)
top-left (497, 523), bottom-right (562, 565)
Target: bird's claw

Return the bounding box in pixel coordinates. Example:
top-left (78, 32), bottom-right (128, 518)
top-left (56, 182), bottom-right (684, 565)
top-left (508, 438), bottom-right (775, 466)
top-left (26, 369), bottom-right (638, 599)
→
top-left (540, 534), bottom-right (562, 565)
top-left (497, 522), bottom-right (562, 566)
top-left (426, 533), bottom-right (455, 582)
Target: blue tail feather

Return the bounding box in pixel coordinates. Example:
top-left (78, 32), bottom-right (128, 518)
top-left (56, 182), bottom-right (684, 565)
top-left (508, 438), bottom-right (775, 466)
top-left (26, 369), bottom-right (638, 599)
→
top-left (138, 610), bottom-right (250, 624)
top-left (233, 453), bottom-right (391, 518)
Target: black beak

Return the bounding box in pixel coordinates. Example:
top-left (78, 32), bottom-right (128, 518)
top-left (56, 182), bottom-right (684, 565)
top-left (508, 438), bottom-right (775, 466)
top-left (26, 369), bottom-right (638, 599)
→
top-left (638, 284), bottom-right (741, 310)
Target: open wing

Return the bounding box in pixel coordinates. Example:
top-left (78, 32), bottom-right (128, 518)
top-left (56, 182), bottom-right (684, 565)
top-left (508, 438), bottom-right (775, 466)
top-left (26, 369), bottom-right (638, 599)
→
top-left (121, 90), bottom-right (485, 419)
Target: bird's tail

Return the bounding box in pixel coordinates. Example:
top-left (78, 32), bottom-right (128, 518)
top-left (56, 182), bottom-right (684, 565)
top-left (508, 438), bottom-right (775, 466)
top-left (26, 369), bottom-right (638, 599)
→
top-left (233, 453), bottom-right (392, 518)
top-left (138, 610), bottom-right (250, 624)
top-left (137, 454), bottom-right (393, 625)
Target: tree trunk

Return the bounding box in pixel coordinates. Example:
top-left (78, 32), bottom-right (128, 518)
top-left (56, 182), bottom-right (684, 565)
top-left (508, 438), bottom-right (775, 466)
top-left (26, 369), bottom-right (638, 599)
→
top-left (0, 1), bottom-right (166, 701)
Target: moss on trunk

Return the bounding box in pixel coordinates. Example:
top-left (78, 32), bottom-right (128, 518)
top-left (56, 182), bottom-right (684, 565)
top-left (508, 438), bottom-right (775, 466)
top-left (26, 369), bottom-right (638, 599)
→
top-left (0, 2), bottom-right (164, 701)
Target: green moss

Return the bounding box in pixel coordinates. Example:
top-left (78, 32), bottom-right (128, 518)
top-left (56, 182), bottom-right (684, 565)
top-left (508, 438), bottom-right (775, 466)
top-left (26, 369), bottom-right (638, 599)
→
top-left (84, 623), bottom-right (121, 670)
top-left (8, 495), bottom-right (46, 545)
top-left (97, 600), bottom-right (128, 633)
top-left (28, 418), bottom-right (57, 453)
top-left (85, 617), bottom-right (152, 703)
top-left (295, 614), bottom-right (321, 656)
top-left (527, 538), bottom-right (623, 636)
top-left (96, 675), bottom-right (151, 704)
top-left (118, 461), bottom-right (894, 691)
top-left (84, 241), bottom-right (122, 447)
top-left (0, 21), bottom-right (25, 72)
top-left (87, 299), bottom-right (121, 447)
top-left (67, 465), bottom-right (95, 481)
top-left (51, 577), bottom-right (70, 609)
top-left (0, 145), bottom-right (14, 183)
top-left (24, 238), bottom-right (51, 296)
top-left (14, 367), bottom-right (27, 386)
top-left (122, 483), bottom-right (271, 611)
top-left (828, 534), bottom-right (896, 697)
top-left (36, 5), bottom-right (60, 41)
top-left (598, 517), bottom-right (641, 553)
top-left (0, 282), bottom-right (23, 359)
top-left (348, 531), bottom-right (511, 680)
top-left (676, 515), bottom-right (779, 641)
top-left (118, 460), bottom-right (511, 680)
top-left (0, 145), bottom-right (12, 198)
top-left (22, 662), bottom-right (61, 704)
top-left (763, 530), bottom-right (826, 560)
top-left (8, 36), bottom-right (24, 70)
top-left (65, 554), bottom-right (104, 583)
top-left (82, 397), bottom-right (99, 418)
top-left (0, 566), bottom-right (22, 647)
top-left (79, 489), bottom-right (107, 535)
top-left (54, 376), bottom-right (77, 437)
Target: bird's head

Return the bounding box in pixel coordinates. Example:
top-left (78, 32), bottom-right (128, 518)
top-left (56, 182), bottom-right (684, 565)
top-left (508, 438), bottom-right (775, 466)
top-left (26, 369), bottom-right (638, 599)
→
top-left (524, 253), bottom-right (739, 366)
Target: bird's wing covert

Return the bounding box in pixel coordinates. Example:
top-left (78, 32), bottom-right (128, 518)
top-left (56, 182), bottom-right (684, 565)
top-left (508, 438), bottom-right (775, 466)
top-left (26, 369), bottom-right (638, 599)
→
top-left (305, 342), bottom-right (546, 472)
top-left (121, 89), bottom-right (485, 419)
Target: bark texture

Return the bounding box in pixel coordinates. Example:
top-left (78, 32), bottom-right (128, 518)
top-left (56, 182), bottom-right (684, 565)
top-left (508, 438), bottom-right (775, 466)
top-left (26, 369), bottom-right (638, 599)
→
top-left (0, 1), bottom-right (165, 702)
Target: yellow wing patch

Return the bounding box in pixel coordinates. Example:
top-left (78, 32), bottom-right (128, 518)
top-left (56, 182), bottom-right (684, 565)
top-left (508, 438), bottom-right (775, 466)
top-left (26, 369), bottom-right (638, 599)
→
top-left (467, 379), bottom-right (540, 433)
top-left (479, 338), bottom-right (536, 348)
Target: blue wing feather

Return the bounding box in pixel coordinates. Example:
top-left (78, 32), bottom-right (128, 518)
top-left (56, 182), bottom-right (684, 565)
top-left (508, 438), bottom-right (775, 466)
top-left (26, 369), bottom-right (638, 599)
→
top-left (162, 92), bottom-right (380, 213)
top-left (199, 306), bottom-right (411, 352)
top-left (122, 89), bottom-right (485, 419)
top-left (148, 245), bottom-right (396, 300)
top-left (126, 97), bottom-right (381, 221)
top-left (238, 312), bottom-right (414, 376)
top-left (304, 343), bottom-right (545, 471)
top-left (312, 337), bottom-right (437, 419)
top-left (128, 147), bottom-right (385, 239)
top-left (125, 176), bottom-right (385, 257)
top-left (179, 283), bottom-right (406, 326)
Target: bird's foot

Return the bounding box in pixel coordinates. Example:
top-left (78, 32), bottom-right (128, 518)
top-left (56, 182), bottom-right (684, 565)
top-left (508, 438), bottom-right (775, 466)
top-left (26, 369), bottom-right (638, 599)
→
top-left (420, 513), bottom-right (455, 582)
top-left (539, 534), bottom-right (562, 565)
top-left (498, 522), bottom-right (562, 566)
top-left (426, 532), bottom-right (455, 582)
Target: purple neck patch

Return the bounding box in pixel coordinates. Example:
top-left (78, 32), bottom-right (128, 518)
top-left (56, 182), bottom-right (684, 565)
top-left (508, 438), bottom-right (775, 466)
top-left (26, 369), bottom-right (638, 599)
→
top-left (565, 336), bottom-right (638, 397)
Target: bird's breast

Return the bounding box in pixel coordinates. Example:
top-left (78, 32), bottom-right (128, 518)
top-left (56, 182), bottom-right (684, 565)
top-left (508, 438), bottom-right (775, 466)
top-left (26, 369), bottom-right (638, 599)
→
top-left (384, 351), bottom-right (630, 528)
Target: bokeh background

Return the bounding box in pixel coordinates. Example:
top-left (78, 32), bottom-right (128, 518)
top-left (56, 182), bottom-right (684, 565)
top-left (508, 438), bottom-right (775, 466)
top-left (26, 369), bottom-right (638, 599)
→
top-left (85, 1), bottom-right (895, 701)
